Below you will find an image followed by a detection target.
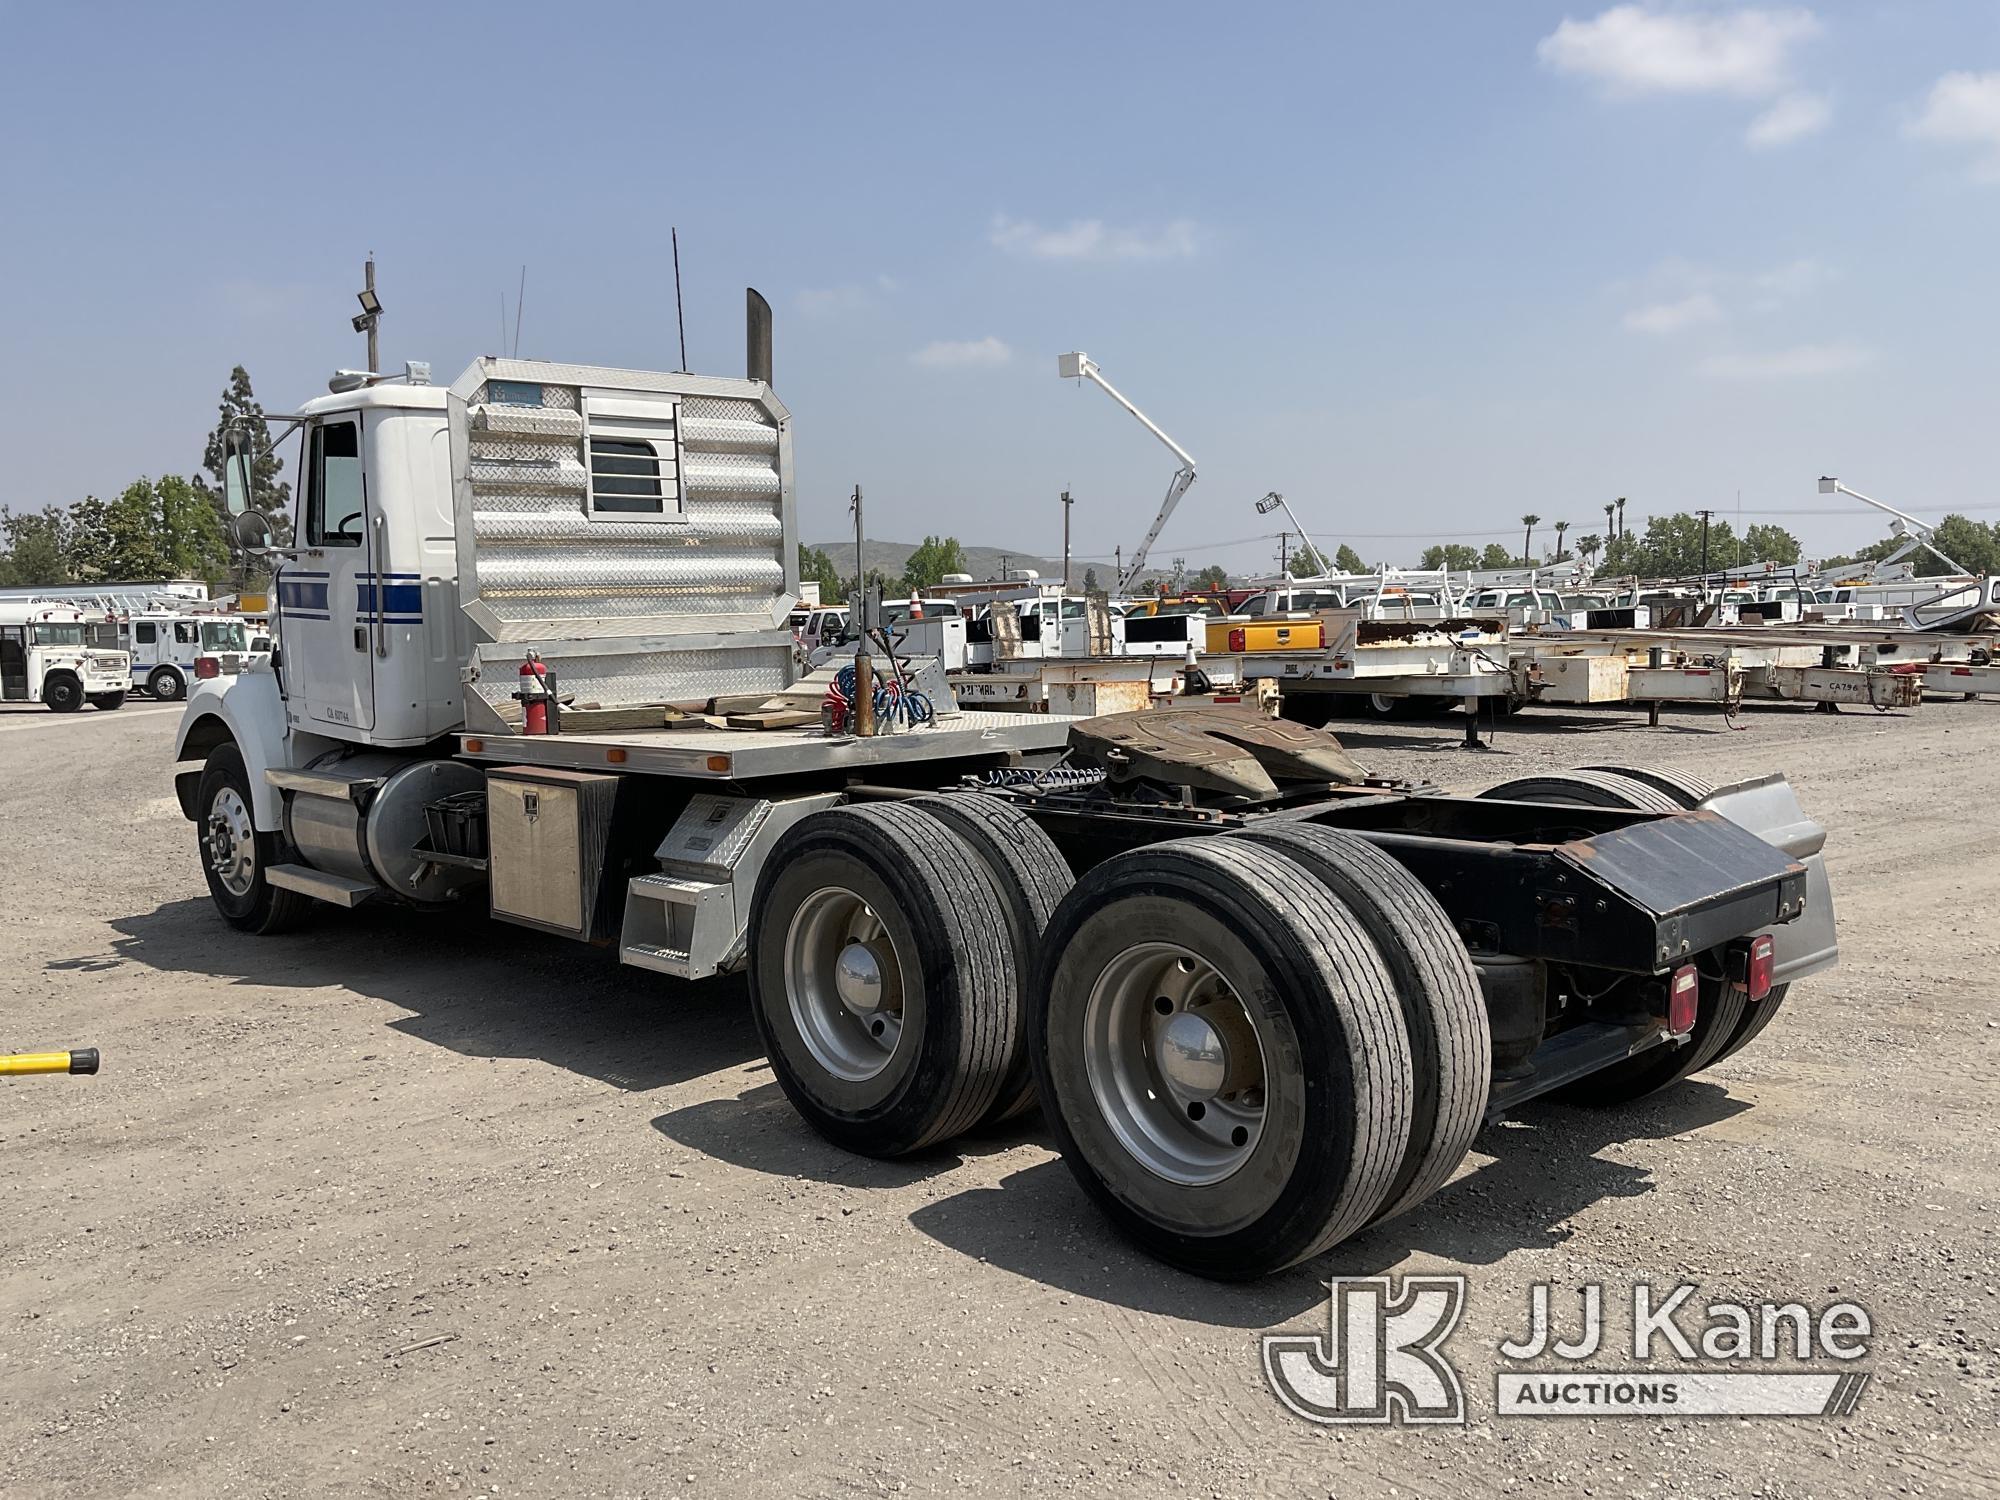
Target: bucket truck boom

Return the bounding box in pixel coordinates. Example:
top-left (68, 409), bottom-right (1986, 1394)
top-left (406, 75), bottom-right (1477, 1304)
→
top-left (1058, 352), bottom-right (1195, 594)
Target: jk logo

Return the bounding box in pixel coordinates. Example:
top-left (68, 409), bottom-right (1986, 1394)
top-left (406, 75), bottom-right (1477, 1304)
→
top-left (1263, 1275), bottom-right (1468, 1425)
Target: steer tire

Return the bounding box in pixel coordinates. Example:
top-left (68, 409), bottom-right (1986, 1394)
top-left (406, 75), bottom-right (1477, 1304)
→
top-left (909, 793), bottom-right (1075, 1124)
top-left (1709, 982), bottom-right (1791, 1066)
top-left (1554, 975), bottom-right (1748, 1106)
top-left (196, 744), bottom-right (311, 935)
top-left (88, 691), bottom-right (127, 711)
top-left (1229, 821), bottom-right (1490, 1225)
top-left (1030, 837), bottom-right (1413, 1280)
top-left (147, 666), bottom-right (186, 702)
top-left (43, 674), bottom-right (83, 713)
top-left (1477, 769), bottom-right (1683, 815)
top-left (1577, 764), bottom-right (1715, 808)
top-left (749, 803), bottom-right (1015, 1158)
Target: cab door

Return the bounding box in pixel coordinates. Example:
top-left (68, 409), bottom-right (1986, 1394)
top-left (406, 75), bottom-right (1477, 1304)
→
top-left (280, 414), bottom-right (376, 733)
top-left (1, 626), bottom-right (26, 701)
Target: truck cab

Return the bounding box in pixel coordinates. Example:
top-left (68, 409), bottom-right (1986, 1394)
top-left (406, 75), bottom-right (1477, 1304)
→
top-left (119, 612), bottom-right (263, 701)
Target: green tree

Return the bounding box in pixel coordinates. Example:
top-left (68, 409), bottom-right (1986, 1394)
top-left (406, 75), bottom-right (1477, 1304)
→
top-left (1332, 544), bottom-right (1366, 574)
top-left (0, 506), bottom-right (73, 586)
top-left (1479, 542), bottom-right (1513, 570)
top-left (1083, 566), bottom-right (1100, 591)
top-left (1419, 542), bottom-right (1482, 571)
top-left (1743, 523), bottom-right (1802, 566)
top-left (1576, 533), bottom-right (1603, 570)
top-left (900, 535), bottom-right (969, 593)
top-left (1289, 540), bottom-right (1329, 575)
top-left (798, 543), bottom-right (847, 604)
top-left (1612, 512), bottom-right (1751, 577)
top-left (198, 366), bottom-right (294, 562)
top-left (1921, 515), bottom-right (2000, 576)
top-left (1195, 563), bottom-right (1230, 590)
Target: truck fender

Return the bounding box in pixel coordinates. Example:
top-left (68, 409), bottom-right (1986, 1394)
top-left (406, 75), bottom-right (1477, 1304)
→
top-left (171, 673), bottom-right (290, 832)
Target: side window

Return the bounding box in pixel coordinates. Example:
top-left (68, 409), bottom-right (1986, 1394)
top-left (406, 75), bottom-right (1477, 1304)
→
top-left (174, 621), bottom-right (198, 645)
top-left (588, 440), bottom-right (665, 514)
top-left (136, 623), bottom-right (156, 645)
top-left (306, 420), bottom-right (364, 546)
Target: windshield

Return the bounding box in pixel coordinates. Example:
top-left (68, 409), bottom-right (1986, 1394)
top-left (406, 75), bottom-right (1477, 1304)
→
top-left (30, 623), bottom-right (85, 647)
top-left (203, 620), bottom-right (250, 652)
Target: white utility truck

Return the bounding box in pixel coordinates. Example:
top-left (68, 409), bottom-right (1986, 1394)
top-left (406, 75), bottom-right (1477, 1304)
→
top-left (115, 610), bottom-right (263, 701)
top-left (0, 601), bottom-right (130, 711)
top-left (172, 292), bottom-right (1838, 1278)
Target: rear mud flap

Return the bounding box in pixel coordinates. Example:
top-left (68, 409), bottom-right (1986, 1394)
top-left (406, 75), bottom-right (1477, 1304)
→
top-left (1700, 773), bottom-right (1839, 984)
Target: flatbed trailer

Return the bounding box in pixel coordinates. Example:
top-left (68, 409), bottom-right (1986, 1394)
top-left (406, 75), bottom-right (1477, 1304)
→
top-left (167, 304), bottom-right (1839, 1279)
top-left (1522, 626), bottom-right (1933, 710)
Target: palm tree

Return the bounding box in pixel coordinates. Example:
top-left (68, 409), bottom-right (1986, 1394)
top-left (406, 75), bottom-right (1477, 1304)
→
top-left (1578, 533), bottom-right (1602, 572)
top-left (1603, 500), bottom-right (1616, 541)
top-left (1520, 513), bottom-right (1541, 565)
top-left (1616, 496), bottom-right (1627, 540)
top-left (1553, 519), bottom-right (1570, 561)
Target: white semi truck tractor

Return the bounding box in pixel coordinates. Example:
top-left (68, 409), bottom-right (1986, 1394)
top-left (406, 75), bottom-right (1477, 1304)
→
top-left (170, 292), bottom-right (1838, 1278)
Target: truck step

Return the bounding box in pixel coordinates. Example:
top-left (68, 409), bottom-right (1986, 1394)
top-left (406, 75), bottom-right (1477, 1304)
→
top-left (620, 940), bottom-right (694, 978)
top-left (265, 863), bottom-right (376, 908)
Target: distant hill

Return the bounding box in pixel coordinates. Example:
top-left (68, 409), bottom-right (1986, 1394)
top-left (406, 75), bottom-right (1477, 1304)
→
top-left (808, 539), bottom-right (1080, 585)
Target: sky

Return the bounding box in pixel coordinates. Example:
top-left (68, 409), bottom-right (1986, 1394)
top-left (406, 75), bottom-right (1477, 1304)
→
top-left (3, 1), bottom-right (1998, 572)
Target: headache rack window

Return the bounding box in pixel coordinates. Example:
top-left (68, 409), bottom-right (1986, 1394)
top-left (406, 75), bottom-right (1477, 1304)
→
top-left (582, 392), bottom-right (684, 523)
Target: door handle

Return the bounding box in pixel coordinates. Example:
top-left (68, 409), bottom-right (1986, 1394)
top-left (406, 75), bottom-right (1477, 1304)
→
top-left (372, 515), bottom-right (389, 658)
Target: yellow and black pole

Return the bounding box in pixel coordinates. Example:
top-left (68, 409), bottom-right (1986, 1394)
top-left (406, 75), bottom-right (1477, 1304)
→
top-left (0, 1048), bottom-right (99, 1078)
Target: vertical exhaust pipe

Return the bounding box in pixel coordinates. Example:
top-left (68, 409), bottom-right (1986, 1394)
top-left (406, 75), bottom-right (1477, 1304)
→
top-left (746, 288), bottom-right (773, 387)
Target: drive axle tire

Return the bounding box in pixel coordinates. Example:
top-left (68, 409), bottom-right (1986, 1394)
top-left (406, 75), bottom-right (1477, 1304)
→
top-left (910, 793), bottom-right (1075, 1124)
top-left (1710, 982), bottom-right (1790, 1065)
top-left (1030, 837), bottom-right (1413, 1280)
top-left (43, 674), bottom-right (82, 713)
top-left (749, 803), bottom-right (1015, 1157)
top-left (89, 691), bottom-right (127, 711)
top-left (196, 743), bottom-right (310, 935)
top-left (147, 666), bottom-right (185, 702)
top-left (1554, 974), bottom-right (1746, 1106)
top-left (1229, 822), bottom-right (1490, 1225)
top-left (1577, 764), bottom-right (1715, 808)
top-left (1478, 770), bottom-right (1682, 815)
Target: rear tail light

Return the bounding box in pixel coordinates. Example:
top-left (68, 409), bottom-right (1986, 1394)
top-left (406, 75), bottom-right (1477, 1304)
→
top-left (193, 655), bottom-right (220, 680)
top-left (1313, 622), bottom-right (1327, 648)
top-left (1227, 628), bottom-right (1246, 652)
top-left (1667, 964), bottom-right (1699, 1035)
top-left (1745, 933), bottom-right (1775, 1001)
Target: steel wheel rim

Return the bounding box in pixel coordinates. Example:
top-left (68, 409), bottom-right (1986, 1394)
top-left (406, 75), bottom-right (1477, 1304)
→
top-left (784, 886), bottom-right (907, 1082)
top-left (205, 786), bottom-right (257, 897)
top-left (1082, 941), bottom-right (1269, 1186)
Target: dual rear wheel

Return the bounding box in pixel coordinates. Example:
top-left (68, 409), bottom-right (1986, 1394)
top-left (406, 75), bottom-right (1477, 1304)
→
top-left (750, 801), bottom-right (1491, 1279)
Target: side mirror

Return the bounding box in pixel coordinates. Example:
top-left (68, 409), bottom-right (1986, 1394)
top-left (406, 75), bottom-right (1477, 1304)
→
top-left (231, 510), bottom-right (273, 550)
top-left (251, 636), bottom-right (273, 653)
top-left (222, 429), bottom-right (256, 517)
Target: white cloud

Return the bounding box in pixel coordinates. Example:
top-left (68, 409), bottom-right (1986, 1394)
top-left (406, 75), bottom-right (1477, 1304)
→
top-left (1746, 90), bottom-right (1831, 147)
top-left (1907, 70), bottom-right (2000, 180)
top-left (1752, 256), bottom-right (1836, 305)
top-left (989, 215), bottom-right (1202, 262)
top-left (1538, 6), bottom-right (1820, 97)
top-left (1697, 342), bottom-right (1871, 380)
top-left (1623, 291), bottom-right (1724, 335)
top-left (911, 337), bottom-right (1012, 370)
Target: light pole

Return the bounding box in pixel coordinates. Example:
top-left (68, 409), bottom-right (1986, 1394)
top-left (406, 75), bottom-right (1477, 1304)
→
top-left (353, 255), bottom-right (382, 372)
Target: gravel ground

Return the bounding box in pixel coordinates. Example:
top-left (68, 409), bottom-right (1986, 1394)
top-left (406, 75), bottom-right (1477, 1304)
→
top-left (2, 694), bottom-right (1996, 1499)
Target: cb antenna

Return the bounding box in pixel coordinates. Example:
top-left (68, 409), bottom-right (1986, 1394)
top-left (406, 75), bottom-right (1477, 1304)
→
top-left (513, 265), bottom-right (527, 358)
top-left (672, 227), bottom-right (689, 372)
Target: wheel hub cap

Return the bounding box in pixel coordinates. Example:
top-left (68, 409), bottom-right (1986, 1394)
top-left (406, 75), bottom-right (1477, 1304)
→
top-left (1082, 942), bottom-right (1270, 1186)
top-left (206, 787), bottom-right (257, 897)
top-left (784, 888), bottom-right (906, 1083)
top-left (834, 941), bottom-right (886, 1015)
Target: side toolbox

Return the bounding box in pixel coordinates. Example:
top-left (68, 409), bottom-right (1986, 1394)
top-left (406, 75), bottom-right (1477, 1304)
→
top-left (486, 767), bottom-right (625, 941)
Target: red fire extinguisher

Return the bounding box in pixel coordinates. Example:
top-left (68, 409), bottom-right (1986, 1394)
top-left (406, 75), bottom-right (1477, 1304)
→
top-left (515, 651), bottom-right (556, 735)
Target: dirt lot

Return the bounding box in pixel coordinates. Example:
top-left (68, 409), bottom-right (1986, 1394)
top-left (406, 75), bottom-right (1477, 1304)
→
top-left (2, 695), bottom-right (1996, 1499)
